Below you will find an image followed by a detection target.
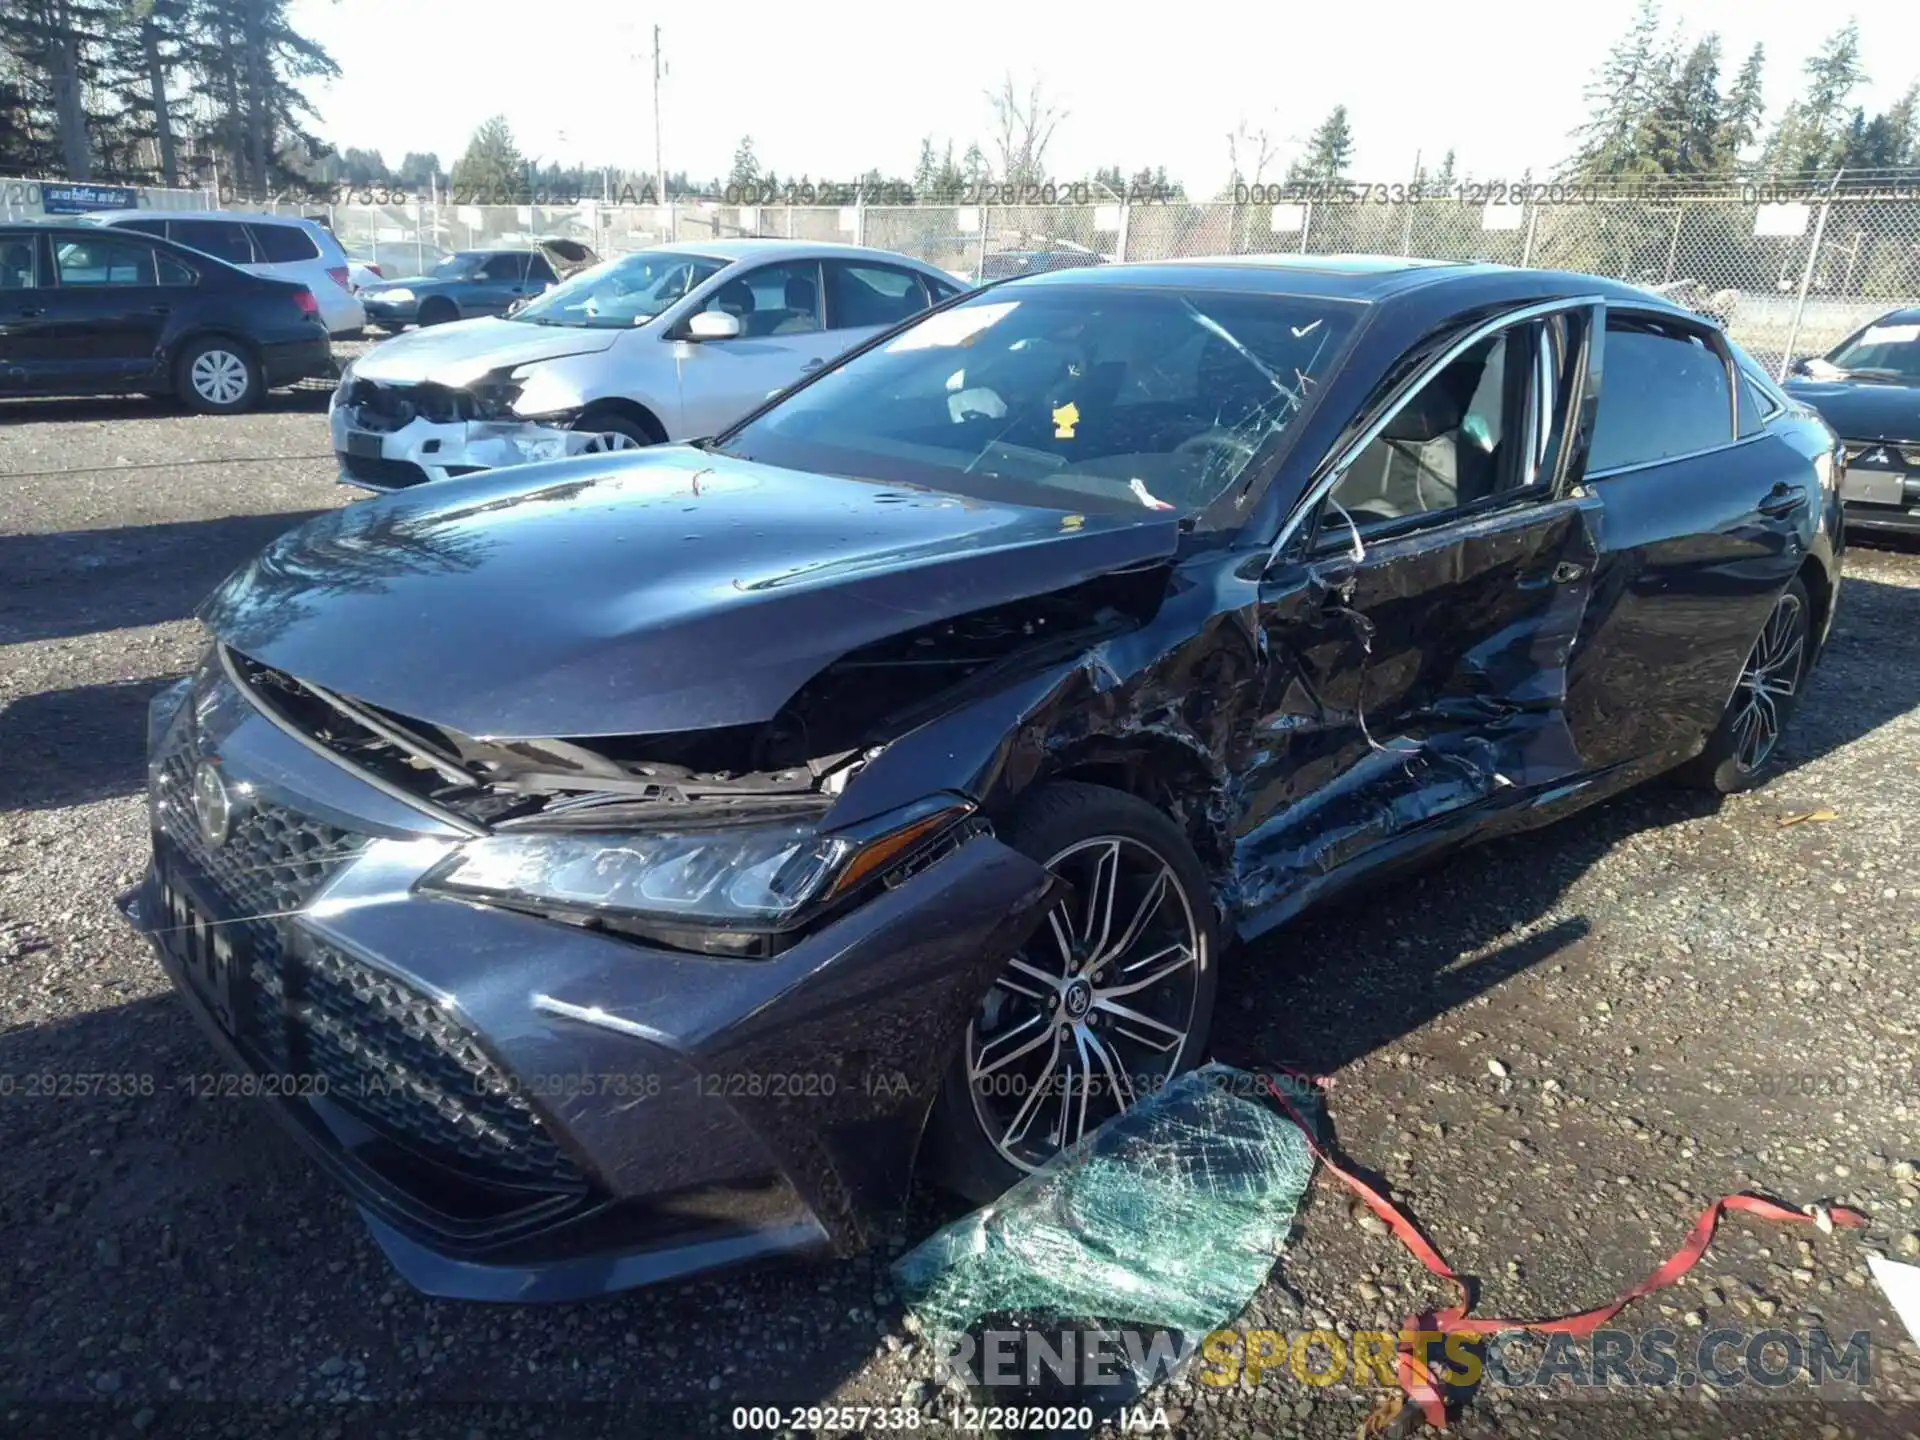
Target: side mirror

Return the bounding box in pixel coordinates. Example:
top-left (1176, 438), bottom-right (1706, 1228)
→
top-left (1789, 355), bottom-right (1815, 377)
top-left (686, 310), bottom-right (742, 341)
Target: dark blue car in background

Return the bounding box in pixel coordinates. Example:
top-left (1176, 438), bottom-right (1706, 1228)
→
top-left (358, 237), bottom-right (598, 330)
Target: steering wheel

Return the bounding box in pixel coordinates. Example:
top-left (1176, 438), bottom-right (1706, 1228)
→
top-left (1174, 427), bottom-right (1261, 465)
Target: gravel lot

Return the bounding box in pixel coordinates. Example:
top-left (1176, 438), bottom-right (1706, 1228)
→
top-left (4, 379), bottom-right (1920, 1439)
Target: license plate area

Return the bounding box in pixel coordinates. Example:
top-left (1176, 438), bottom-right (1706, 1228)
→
top-left (345, 429), bottom-right (384, 458)
top-left (1842, 468), bottom-right (1907, 506)
top-left (155, 857), bottom-right (247, 1040)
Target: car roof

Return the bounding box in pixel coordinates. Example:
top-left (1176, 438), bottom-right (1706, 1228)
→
top-left (657, 237), bottom-right (951, 270)
top-left (89, 208), bottom-right (324, 226)
top-left (1865, 305), bottom-right (1920, 326)
top-left (1003, 255), bottom-right (1682, 308)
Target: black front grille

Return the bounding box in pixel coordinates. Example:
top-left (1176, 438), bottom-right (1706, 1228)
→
top-left (339, 451), bottom-right (429, 489)
top-left (342, 378), bottom-right (472, 426)
top-left (259, 939), bottom-right (581, 1187)
top-left (154, 711), bottom-right (584, 1194)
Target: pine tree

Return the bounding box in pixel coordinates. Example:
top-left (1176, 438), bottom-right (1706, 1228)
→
top-left (451, 116), bottom-right (526, 196)
top-left (1716, 43), bottom-right (1766, 171)
top-left (1564, 0), bottom-right (1667, 180)
top-left (1288, 105), bottom-right (1354, 183)
top-left (1764, 20), bottom-right (1867, 175)
top-left (1638, 35), bottom-right (1724, 177)
top-left (726, 134), bottom-right (759, 189)
top-left (912, 136), bottom-right (937, 195)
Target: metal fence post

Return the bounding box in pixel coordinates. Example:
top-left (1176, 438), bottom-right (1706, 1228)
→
top-left (975, 204), bottom-right (988, 283)
top-left (1778, 169), bottom-right (1844, 381)
top-left (1115, 200), bottom-right (1129, 262)
top-left (1662, 200), bottom-right (1686, 283)
top-left (1298, 201), bottom-right (1313, 254)
top-left (1521, 202), bottom-right (1539, 267)
top-left (855, 191), bottom-right (866, 247)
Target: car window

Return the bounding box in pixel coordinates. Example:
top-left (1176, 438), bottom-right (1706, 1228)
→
top-left (929, 277), bottom-right (966, 302)
top-left (248, 223), bottom-right (320, 263)
top-left (1588, 322), bottom-right (1733, 472)
top-left (118, 219), bottom-right (169, 238)
top-left (172, 219), bottom-right (255, 266)
top-left (704, 260), bottom-right (822, 337)
top-left (477, 253), bottom-right (525, 281)
top-left (1736, 370), bottom-right (1774, 438)
top-left (1826, 318), bottom-right (1920, 380)
top-left (527, 255), bottom-right (557, 286)
top-left (826, 262), bottom-right (929, 330)
top-left (156, 251), bottom-right (198, 286)
top-left (0, 237), bottom-right (38, 289)
top-left (54, 237), bottom-right (156, 286)
top-left (511, 250), bottom-right (724, 328)
top-left (1324, 328), bottom-right (1537, 532)
top-left (711, 285), bottom-right (1361, 523)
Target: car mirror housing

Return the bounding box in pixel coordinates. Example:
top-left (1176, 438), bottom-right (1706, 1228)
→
top-left (686, 310), bottom-right (742, 341)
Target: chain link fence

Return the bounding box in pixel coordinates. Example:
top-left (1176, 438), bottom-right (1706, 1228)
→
top-left (10, 175), bottom-right (1920, 379)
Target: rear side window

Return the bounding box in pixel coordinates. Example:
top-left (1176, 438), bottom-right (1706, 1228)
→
top-left (0, 236), bottom-right (38, 289)
top-left (173, 220), bottom-right (255, 266)
top-left (54, 238), bottom-right (156, 286)
top-left (118, 219), bottom-right (169, 238)
top-left (156, 251), bottom-right (198, 286)
top-left (477, 253), bottom-right (525, 281)
top-left (248, 223), bottom-right (320, 263)
top-left (827, 262), bottom-right (929, 329)
top-left (1588, 322), bottom-right (1732, 472)
top-left (527, 255), bottom-right (557, 285)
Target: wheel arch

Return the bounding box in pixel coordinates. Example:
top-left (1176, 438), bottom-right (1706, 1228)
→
top-left (1796, 553), bottom-right (1834, 658)
top-left (573, 396), bottom-right (668, 444)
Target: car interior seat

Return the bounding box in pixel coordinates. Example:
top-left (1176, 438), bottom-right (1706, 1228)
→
top-left (0, 242), bottom-right (33, 290)
top-left (769, 274), bottom-right (819, 335)
top-left (714, 279), bottom-right (756, 326)
top-left (1333, 345), bottom-right (1500, 522)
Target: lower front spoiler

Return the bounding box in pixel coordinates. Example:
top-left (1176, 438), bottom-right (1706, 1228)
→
top-left (117, 876), bottom-right (833, 1302)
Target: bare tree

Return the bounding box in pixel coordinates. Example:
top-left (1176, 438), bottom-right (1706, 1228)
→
top-left (986, 73), bottom-right (1066, 186)
top-left (1226, 115), bottom-right (1279, 189)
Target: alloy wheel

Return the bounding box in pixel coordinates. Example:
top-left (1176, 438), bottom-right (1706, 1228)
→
top-left (189, 349), bottom-right (249, 407)
top-left (965, 835), bottom-right (1204, 1172)
top-left (1731, 591), bottom-right (1805, 773)
top-left (582, 431), bottom-right (643, 454)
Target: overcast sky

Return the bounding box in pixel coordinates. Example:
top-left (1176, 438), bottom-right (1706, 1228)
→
top-left (286, 0), bottom-right (1920, 192)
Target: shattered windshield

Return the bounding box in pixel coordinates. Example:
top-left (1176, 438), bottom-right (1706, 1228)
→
top-left (510, 250), bottom-right (727, 328)
top-left (709, 286), bottom-right (1361, 522)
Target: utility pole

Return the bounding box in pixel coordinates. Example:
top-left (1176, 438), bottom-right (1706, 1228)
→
top-left (653, 25), bottom-right (666, 209)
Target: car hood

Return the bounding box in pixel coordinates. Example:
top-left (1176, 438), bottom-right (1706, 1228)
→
top-left (200, 447), bottom-right (1180, 740)
top-left (1783, 378), bottom-right (1920, 443)
top-left (349, 316), bottom-right (621, 384)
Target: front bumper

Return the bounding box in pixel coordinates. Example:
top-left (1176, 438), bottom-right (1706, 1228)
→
top-left (121, 661), bottom-right (1055, 1301)
top-left (329, 402), bottom-right (613, 491)
top-left (361, 298), bottom-right (420, 327)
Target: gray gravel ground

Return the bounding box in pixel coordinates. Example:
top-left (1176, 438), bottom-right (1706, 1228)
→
top-left (4, 382), bottom-right (1920, 1440)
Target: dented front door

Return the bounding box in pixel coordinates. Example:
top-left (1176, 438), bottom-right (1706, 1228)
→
top-left (1234, 493), bottom-right (1601, 927)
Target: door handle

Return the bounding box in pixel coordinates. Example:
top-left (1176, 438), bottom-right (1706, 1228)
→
top-left (149, 304), bottom-right (171, 316)
top-left (1550, 560), bottom-right (1588, 585)
top-left (1757, 482), bottom-right (1806, 518)
top-left (800, 358), bottom-right (825, 371)
top-left (13, 305), bottom-right (42, 318)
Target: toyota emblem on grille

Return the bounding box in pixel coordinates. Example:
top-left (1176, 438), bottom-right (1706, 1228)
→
top-left (192, 761), bottom-right (233, 848)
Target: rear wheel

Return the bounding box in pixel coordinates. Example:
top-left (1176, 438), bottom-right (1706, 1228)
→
top-left (175, 338), bottom-right (262, 415)
top-left (926, 782), bottom-right (1218, 1203)
top-left (1675, 577), bottom-right (1811, 793)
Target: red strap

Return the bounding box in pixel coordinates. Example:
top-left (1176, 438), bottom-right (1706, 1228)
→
top-left (1259, 1070), bottom-right (1868, 1429)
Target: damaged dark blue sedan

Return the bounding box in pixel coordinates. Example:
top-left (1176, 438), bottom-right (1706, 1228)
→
top-left (123, 256), bottom-right (1845, 1301)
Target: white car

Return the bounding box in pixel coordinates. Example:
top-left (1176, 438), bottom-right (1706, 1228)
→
top-left (328, 240), bottom-right (968, 491)
top-left (89, 209), bottom-right (366, 338)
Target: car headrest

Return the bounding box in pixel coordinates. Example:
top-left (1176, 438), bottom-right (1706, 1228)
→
top-left (716, 279), bottom-right (755, 314)
top-left (1383, 356), bottom-right (1483, 443)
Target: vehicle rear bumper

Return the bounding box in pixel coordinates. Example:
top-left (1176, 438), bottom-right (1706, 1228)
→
top-left (262, 336), bottom-right (334, 387)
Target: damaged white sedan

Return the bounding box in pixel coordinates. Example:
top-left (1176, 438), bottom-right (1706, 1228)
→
top-left (329, 239), bottom-right (967, 492)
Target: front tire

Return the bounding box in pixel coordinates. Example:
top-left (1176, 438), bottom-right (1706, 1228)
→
top-left (926, 782), bottom-right (1219, 1203)
top-left (175, 338), bottom-right (262, 415)
top-left (1675, 577), bottom-right (1812, 794)
top-left (417, 299), bottom-right (457, 327)
top-left (571, 411), bottom-right (660, 453)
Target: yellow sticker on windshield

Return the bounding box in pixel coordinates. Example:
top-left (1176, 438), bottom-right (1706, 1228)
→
top-left (1052, 401), bottom-right (1080, 439)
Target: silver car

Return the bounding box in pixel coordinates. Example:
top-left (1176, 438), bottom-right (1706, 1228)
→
top-left (329, 239), bottom-right (968, 492)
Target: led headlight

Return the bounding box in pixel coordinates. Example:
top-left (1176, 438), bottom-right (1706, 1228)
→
top-left (419, 799), bottom-right (974, 955)
top-left (376, 287), bottom-right (415, 305)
